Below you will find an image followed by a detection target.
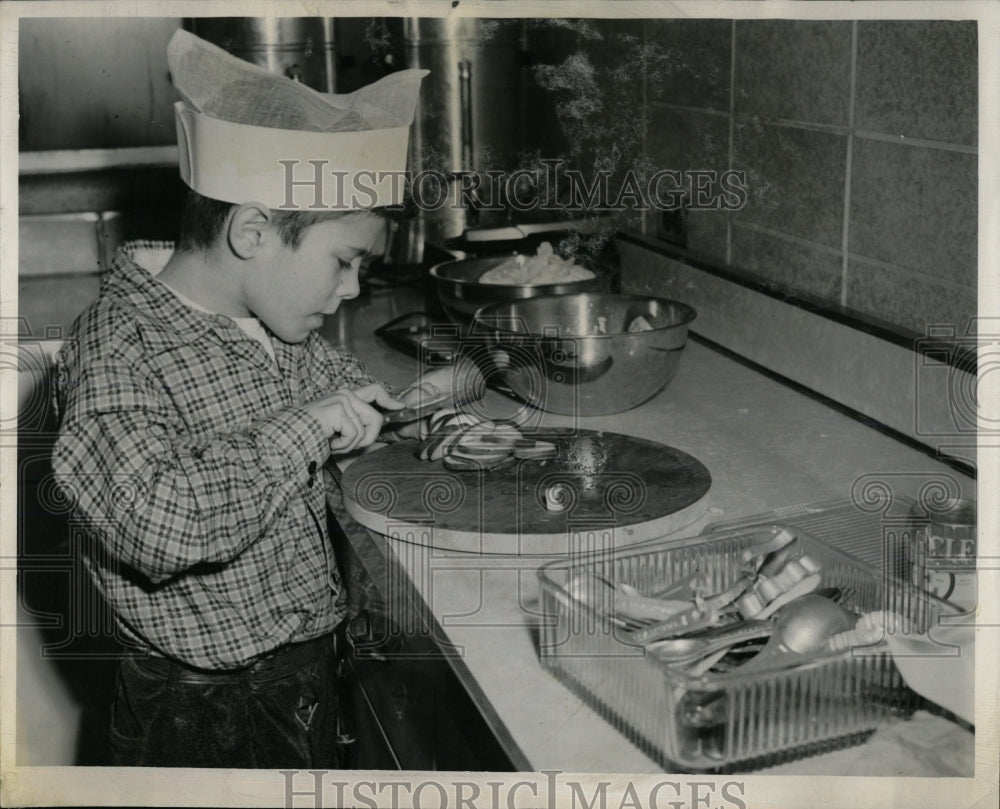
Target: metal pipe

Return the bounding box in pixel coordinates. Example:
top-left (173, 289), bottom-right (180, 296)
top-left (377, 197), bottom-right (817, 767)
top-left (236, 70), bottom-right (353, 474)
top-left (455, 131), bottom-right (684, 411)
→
top-left (458, 59), bottom-right (474, 173)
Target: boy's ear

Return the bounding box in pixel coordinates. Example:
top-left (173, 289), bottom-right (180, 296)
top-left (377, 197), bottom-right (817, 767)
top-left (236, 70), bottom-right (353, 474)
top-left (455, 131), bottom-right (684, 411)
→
top-left (226, 202), bottom-right (273, 259)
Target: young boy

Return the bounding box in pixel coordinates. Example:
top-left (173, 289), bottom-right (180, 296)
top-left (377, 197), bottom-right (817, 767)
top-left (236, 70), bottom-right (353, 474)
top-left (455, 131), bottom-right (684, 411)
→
top-left (51, 30), bottom-right (461, 768)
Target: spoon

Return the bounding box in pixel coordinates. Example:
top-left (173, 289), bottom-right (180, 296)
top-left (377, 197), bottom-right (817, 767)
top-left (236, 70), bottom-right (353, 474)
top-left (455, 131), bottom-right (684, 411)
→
top-left (647, 620), bottom-right (773, 664)
top-left (736, 595), bottom-right (853, 674)
top-left (566, 573), bottom-right (693, 625)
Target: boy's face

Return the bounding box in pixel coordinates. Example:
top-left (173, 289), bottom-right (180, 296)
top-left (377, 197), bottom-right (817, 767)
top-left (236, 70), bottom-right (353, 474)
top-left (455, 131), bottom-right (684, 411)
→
top-left (247, 211), bottom-right (385, 343)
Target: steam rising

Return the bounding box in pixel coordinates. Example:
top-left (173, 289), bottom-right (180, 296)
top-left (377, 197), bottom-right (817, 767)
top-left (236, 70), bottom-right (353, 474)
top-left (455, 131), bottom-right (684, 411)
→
top-left (370, 18), bottom-right (738, 262)
top-left (533, 53), bottom-right (603, 125)
top-left (363, 19), bottom-right (393, 59)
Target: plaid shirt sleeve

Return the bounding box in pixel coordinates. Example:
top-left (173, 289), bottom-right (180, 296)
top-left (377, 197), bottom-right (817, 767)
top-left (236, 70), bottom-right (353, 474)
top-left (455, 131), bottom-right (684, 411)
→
top-left (53, 354), bottom-right (332, 585)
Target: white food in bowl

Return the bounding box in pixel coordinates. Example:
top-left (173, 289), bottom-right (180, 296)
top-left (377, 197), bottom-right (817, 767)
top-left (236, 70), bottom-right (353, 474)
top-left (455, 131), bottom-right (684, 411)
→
top-left (478, 241), bottom-right (596, 286)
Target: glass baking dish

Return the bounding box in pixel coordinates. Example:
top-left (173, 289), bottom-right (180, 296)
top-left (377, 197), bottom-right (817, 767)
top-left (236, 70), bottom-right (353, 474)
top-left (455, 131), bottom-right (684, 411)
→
top-left (537, 523), bottom-right (955, 772)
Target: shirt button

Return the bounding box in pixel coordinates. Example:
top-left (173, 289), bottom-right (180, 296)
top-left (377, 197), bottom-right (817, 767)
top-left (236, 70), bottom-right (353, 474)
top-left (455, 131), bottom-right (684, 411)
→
top-left (308, 461), bottom-right (318, 476)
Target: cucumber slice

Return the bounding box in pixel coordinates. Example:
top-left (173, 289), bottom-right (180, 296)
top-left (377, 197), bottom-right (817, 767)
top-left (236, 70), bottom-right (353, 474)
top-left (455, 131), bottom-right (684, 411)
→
top-left (443, 454), bottom-right (483, 471)
top-left (444, 453), bottom-right (506, 471)
top-left (415, 435), bottom-right (437, 461)
top-left (428, 407), bottom-right (458, 433)
top-left (450, 444), bottom-right (508, 463)
top-left (513, 440), bottom-right (557, 460)
top-left (441, 412), bottom-right (483, 431)
top-left (457, 429), bottom-right (498, 451)
top-left (488, 423), bottom-right (523, 448)
top-left (420, 424), bottom-right (461, 461)
top-left (434, 427), bottom-right (471, 460)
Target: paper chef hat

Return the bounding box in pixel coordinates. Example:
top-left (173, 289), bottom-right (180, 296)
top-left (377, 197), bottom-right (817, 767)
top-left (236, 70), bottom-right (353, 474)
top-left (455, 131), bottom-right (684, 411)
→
top-left (167, 29), bottom-right (428, 210)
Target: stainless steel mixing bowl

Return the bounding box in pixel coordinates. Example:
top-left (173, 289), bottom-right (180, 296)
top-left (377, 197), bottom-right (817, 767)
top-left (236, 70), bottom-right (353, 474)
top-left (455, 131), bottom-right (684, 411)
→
top-left (471, 293), bottom-right (697, 416)
top-left (429, 255), bottom-right (614, 327)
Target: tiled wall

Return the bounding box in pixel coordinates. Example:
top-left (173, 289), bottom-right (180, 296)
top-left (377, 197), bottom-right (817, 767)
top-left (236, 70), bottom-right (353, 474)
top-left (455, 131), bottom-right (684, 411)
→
top-left (639, 19), bottom-right (978, 337)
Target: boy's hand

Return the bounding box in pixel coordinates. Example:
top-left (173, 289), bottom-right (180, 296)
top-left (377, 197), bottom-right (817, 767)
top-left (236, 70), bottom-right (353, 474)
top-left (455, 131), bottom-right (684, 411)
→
top-left (303, 383), bottom-right (404, 454)
top-left (389, 359), bottom-right (486, 440)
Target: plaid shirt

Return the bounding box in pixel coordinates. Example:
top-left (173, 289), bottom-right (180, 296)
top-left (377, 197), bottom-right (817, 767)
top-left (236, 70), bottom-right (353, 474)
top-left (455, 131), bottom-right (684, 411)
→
top-left (52, 241), bottom-right (384, 669)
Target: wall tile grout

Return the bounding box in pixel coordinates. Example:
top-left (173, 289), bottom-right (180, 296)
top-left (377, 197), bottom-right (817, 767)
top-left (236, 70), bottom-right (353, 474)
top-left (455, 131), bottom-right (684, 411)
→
top-left (726, 19), bottom-right (736, 268)
top-left (648, 101), bottom-right (731, 118)
top-left (846, 251), bottom-right (978, 295)
top-left (641, 21), bottom-right (651, 237)
top-left (729, 218), bottom-right (976, 296)
top-left (732, 220), bottom-right (844, 260)
top-left (644, 22), bottom-right (649, 237)
top-left (841, 21), bottom-right (858, 308)
top-left (853, 129), bottom-right (978, 155)
top-left (728, 116), bottom-right (848, 136)
top-left (650, 102), bottom-right (979, 157)
top-left (650, 104), bottom-right (852, 135)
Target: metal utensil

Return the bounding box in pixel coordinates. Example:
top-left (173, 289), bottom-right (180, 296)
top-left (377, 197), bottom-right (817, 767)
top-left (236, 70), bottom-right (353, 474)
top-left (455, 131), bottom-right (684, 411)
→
top-left (660, 587), bottom-right (853, 677)
top-left (381, 394), bottom-right (456, 425)
top-left (751, 572), bottom-right (822, 620)
top-left (473, 293), bottom-right (697, 416)
top-left (430, 255), bottom-right (614, 328)
top-left (647, 620), bottom-right (773, 664)
top-left (736, 595), bottom-right (853, 674)
top-left (566, 573), bottom-right (693, 627)
top-left (564, 574), bottom-right (644, 631)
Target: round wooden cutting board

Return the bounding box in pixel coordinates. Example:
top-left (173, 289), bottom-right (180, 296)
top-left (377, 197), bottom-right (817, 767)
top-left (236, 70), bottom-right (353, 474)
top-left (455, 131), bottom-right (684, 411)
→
top-left (340, 428), bottom-right (711, 555)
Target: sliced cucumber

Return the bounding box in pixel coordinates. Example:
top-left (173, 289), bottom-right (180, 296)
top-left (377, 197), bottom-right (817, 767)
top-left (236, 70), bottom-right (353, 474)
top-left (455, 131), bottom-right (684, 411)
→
top-left (513, 440), bottom-right (557, 460)
top-left (428, 407), bottom-right (458, 433)
top-left (420, 424), bottom-right (461, 461)
top-left (456, 428), bottom-right (498, 451)
top-left (488, 423), bottom-right (523, 448)
top-left (433, 427), bottom-right (471, 460)
top-left (415, 435), bottom-right (437, 461)
top-left (450, 444), bottom-right (509, 463)
top-left (443, 454), bottom-right (483, 471)
top-left (441, 412), bottom-right (483, 431)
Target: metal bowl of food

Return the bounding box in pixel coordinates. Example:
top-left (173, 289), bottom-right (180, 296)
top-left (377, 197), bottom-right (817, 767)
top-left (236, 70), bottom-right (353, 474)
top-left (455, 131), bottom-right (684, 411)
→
top-left (471, 292), bottom-right (697, 416)
top-left (429, 250), bottom-right (615, 327)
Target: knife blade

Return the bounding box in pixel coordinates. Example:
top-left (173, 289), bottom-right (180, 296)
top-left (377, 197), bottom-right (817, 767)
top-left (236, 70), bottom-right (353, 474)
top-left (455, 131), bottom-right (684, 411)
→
top-left (381, 394), bottom-right (456, 425)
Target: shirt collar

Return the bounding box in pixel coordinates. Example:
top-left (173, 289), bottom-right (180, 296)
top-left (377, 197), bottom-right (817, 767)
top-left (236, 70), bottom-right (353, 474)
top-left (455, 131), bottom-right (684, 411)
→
top-left (102, 240), bottom-right (245, 352)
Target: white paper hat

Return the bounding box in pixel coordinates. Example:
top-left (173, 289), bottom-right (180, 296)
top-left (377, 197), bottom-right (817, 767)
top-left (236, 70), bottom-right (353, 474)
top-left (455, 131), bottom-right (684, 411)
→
top-left (167, 29), bottom-right (428, 210)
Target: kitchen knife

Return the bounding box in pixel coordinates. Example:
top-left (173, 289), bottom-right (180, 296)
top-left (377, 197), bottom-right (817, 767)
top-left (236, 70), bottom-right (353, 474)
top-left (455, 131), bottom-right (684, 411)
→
top-left (381, 394), bottom-right (456, 425)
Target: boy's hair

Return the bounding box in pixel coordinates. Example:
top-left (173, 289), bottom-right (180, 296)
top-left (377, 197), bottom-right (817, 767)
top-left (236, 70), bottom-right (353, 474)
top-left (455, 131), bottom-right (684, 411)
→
top-left (176, 190), bottom-right (376, 252)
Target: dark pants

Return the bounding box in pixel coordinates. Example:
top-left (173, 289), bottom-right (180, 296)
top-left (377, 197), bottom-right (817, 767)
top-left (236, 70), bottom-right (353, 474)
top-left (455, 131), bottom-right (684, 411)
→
top-left (109, 634), bottom-right (343, 768)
